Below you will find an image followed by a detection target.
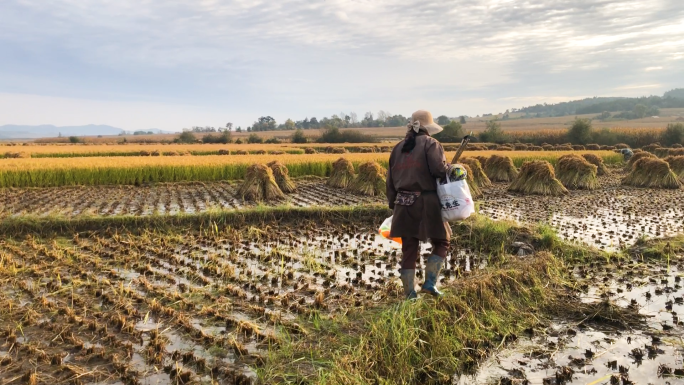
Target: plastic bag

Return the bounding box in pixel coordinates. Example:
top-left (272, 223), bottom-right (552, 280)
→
top-left (378, 216), bottom-right (402, 244)
top-left (437, 172), bottom-right (475, 222)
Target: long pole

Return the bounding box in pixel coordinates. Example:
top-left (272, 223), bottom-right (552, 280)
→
top-left (450, 132), bottom-right (474, 164)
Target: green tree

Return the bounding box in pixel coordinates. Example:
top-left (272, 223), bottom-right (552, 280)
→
top-left (633, 104), bottom-right (648, 119)
top-left (68, 136), bottom-right (82, 143)
top-left (433, 121), bottom-right (463, 143)
top-left (479, 120), bottom-right (506, 143)
top-left (567, 118), bottom-right (592, 144)
top-left (436, 115), bottom-right (451, 125)
top-left (661, 123), bottom-right (684, 146)
top-left (177, 131), bottom-right (197, 143)
top-left (291, 129), bottom-right (307, 143)
top-left (247, 133), bottom-right (264, 144)
top-left (597, 111), bottom-right (611, 120)
top-left (284, 119), bottom-right (296, 130)
top-left (459, 116), bottom-right (466, 124)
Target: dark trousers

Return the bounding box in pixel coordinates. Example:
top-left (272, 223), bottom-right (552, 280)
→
top-left (400, 237), bottom-right (449, 270)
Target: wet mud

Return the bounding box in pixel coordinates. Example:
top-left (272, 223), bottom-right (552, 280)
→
top-left (0, 219), bottom-right (485, 385)
top-left (479, 170), bottom-right (684, 250)
top-left (457, 254), bottom-right (684, 385)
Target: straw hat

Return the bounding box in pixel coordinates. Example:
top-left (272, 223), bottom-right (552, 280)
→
top-left (410, 110), bottom-right (443, 135)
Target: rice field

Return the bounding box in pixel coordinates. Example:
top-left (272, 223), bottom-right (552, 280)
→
top-left (1, 143), bottom-right (684, 385)
top-left (0, 151), bottom-right (622, 188)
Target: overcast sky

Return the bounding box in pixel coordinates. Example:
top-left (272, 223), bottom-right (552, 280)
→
top-left (1, 0), bottom-right (683, 131)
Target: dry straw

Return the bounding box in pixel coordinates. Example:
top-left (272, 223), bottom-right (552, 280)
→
top-left (626, 151), bottom-right (655, 169)
top-left (460, 158), bottom-right (492, 188)
top-left (581, 153), bottom-right (608, 176)
top-left (475, 156), bottom-right (490, 169)
top-left (484, 155), bottom-right (518, 182)
top-left (556, 154), bottom-right (598, 190)
top-left (623, 158), bottom-right (681, 189)
top-left (328, 158), bottom-right (355, 189)
top-left (236, 163), bottom-right (285, 201)
top-left (349, 161), bottom-right (386, 196)
top-left (665, 156), bottom-right (684, 181)
top-left (267, 160), bottom-right (297, 193)
top-left (460, 163), bottom-right (482, 199)
top-left (509, 160), bottom-right (568, 196)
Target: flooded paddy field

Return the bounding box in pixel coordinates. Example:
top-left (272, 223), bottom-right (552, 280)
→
top-left (479, 170), bottom-right (684, 250)
top-left (0, 215), bottom-right (491, 385)
top-left (2, 170), bottom-right (681, 253)
top-left (459, 249), bottom-right (684, 385)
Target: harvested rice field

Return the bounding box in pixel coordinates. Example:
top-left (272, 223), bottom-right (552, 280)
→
top-left (480, 169), bottom-right (684, 250)
top-left (459, 246), bottom-right (684, 385)
top-left (0, 178), bottom-right (383, 218)
top-left (2, 147), bottom-right (684, 385)
top-left (0, 212), bottom-right (490, 385)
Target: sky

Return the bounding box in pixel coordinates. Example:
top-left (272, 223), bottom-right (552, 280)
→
top-left (0, 0), bottom-right (683, 131)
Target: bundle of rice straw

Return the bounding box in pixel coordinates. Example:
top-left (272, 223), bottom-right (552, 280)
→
top-left (623, 158), bottom-right (682, 189)
top-left (460, 157), bottom-right (492, 188)
top-left (626, 151), bottom-right (656, 169)
top-left (556, 154), bottom-right (598, 190)
top-left (642, 143), bottom-right (660, 153)
top-left (581, 153), bottom-right (608, 176)
top-left (348, 161), bottom-right (386, 196)
top-left (654, 148), bottom-right (670, 158)
top-left (304, 148), bottom-right (317, 154)
top-left (459, 163), bottom-right (482, 199)
top-left (475, 156), bottom-right (490, 168)
top-left (586, 144), bottom-right (601, 150)
top-left (484, 155), bottom-right (518, 182)
top-left (509, 160), bottom-right (568, 196)
top-left (237, 164), bottom-right (285, 201)
top-left (669, 148), bottom-right (684, 157)
top-left (267, 160), bottom-right (297, 193)
top-left (665, 156), bottom-right (684, 181)
top-left (327, 158), bottom-right (355, 188)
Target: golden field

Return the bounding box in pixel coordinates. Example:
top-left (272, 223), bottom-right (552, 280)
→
top-left (0, 151), bottom-right (622, 188)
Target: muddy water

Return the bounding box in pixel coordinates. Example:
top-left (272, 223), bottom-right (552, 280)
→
top-left (456, 257), bottom-right (684, 384)
top-left (480, 173), bottom-right (684, 250)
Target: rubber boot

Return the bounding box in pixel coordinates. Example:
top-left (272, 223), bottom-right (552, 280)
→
top-left (399, 269), bottom-right (418, 300)
top-left (421, 255), bottom-right (444, 297)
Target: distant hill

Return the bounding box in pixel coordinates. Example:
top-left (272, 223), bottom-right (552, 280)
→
top-left (515, 88), bottom-right (684, 117)
top-left (0, 124), bottom-right (125, 139)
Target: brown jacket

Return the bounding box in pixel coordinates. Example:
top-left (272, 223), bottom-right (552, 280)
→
top-left (387, 132), bottom-right (451, 241)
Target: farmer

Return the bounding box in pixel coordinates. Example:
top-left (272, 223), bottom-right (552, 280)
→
top-left (386, 110), bottom-right (455, 299)
top-left (621, 148), bottom-right (633, 162)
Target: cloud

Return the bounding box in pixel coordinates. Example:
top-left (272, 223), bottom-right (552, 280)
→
top-left (0, 0), bottom-right (683, 128)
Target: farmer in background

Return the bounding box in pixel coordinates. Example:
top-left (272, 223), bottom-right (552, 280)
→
top-left (386, 110), bottom-right (454, 299)
top-left (621, 148), bottom-right (633, 162)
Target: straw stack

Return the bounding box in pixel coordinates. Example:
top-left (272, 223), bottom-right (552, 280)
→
top-left (509, 160), bottom-right (568, 196)
top-left (556, 154), bottom-right (598, 190)
top-left (626, 151), bottom-right (656, 169)
top-left (348, 161), bottom-right (386, 196)
top-left (460, 158), bottom-right (492, 188)
top-left (328, 158), bottom-right (355, 188)
top-left (267, 160), bottom-right (297, 193)
top-left (665, 156), bottom-right (684, 182)
top-left (237, 164), bottom-right (285, 201)
top-left (484, 155), bottom-right (519, 182)
top-left (581, 153), bottom-right (608, 176)
top-left (623, 158), bottom-right (682, 189)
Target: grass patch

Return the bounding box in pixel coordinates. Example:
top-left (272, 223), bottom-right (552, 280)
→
top-left (260, 252), bottom-right (571, 384)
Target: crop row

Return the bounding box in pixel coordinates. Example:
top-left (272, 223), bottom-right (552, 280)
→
top-left (0, 151), bottom-right (623, 188)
